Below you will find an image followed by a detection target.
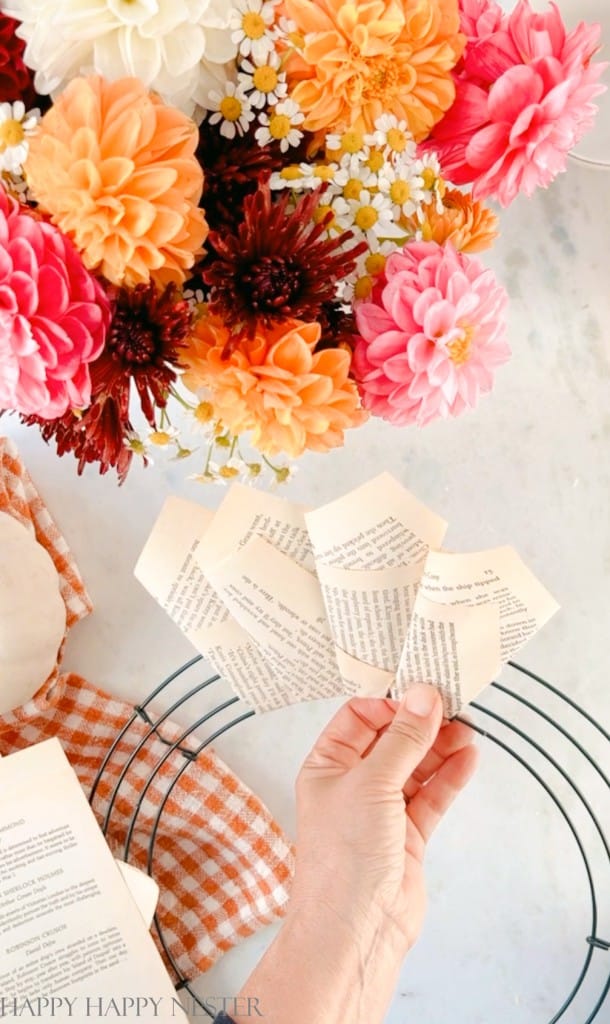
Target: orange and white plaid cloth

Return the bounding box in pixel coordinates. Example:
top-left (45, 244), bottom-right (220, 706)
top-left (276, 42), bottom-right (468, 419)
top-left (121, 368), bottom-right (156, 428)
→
top-left (0, 437), bottom-right (294, 979)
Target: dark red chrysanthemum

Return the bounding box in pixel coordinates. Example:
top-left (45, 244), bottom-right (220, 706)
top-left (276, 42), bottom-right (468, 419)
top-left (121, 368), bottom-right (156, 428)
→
top-left (203, 184), bottom-right (367, 341)
top-left (22, 282), bottom-right (193, 482)
top-left (24, 392), bottom-right (135, 483)
top-left (0, 14), bottom-right (37, 107)
top-left (196, 121), bottom-right (284, 233)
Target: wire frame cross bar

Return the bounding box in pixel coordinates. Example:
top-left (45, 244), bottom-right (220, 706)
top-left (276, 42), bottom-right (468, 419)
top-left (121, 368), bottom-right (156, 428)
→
top-left (89, 660), bottom-right (609, 1023)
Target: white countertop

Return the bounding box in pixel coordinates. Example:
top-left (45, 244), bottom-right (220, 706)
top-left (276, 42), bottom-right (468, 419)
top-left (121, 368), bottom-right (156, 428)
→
top-left (4, 146), bottom-right (610, 1024)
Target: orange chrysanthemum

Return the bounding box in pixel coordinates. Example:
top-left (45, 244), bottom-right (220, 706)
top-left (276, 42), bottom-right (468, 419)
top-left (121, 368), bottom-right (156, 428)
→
top-left (283, 0), bottom-right (465, 141)
top-left (181, 313), bottom-right (368, 458)
top-left (405, 188), bottom-right (499, 253)
top-left (25, 75), bottom-right (208, 288)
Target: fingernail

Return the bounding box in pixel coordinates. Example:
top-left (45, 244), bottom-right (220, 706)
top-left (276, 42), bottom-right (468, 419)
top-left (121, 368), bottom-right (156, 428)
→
top-left (404, 684), bottom-right (438, 718)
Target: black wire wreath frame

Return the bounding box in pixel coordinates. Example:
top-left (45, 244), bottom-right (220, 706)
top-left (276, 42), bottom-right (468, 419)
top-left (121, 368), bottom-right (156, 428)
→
top-left (89, 659), bottom-right (609, 1023)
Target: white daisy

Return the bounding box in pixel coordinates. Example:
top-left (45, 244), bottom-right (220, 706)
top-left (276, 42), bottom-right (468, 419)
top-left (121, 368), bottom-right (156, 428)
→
top-left (325, 127), bottom-right (367, 160)
top-left (238, 53), bottom-right (287, 108)
top-left (147, 427), bottom-right (179, 448)
top-left (333, 190), bottom-right (405, 246)
top-left (366, 114), bottom-right (415, 161)
top-left (333, 154), bottom-right (378, 200)
top-left (297, 160), bottom-right (340, 192)
top-left (0, 102), bottom-right (39, 175)
top-left (378, 163), bottom-right (425, 219)
top-left (255, 99), bottom-right (304, 152)
top-left (229, 0), bottom-right (276, 62)
top-left (413, 153), bottom-right (446, 214)
top-left (269, 165), bottom-right (310, 190)
top-left (208, 81), bottom-right (254, 139)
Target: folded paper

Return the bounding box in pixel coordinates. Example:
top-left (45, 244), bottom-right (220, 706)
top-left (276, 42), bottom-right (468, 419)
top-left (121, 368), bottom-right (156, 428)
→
top-left (135, 475), bottom-right (560, 717)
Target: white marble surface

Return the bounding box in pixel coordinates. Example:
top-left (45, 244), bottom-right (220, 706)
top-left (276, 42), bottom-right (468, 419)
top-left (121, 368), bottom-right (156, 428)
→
top-left (4, 43), bottom-right (610, 1024)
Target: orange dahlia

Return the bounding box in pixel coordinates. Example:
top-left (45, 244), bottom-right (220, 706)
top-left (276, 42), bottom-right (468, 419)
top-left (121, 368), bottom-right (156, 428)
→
top-left (406, 188), bottom-right (499, 253)
top-left (24, 75), bottom-right (208, 288)
top-left (180, 313), bottom-right (368, 457)
top-left (283, 0), bottom-right (465, 141)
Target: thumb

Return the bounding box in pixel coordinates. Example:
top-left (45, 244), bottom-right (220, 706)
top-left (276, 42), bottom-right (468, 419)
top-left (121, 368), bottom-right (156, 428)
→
top-left (366, 683), bottom-right (444, 786)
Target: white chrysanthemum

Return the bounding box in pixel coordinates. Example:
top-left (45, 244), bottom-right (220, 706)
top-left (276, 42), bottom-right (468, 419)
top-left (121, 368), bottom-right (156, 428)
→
top-left (378, 163), bottom-right (425, 219)
top-left (0, 102), bottom-right (39, 175)
top-left (229, 0), bottom-right (276, 62)
top-left (238, 53), bottom-right (287, 108)
top-left (333, 190), bottom-right (404, 246)
top-left (208, 81), bottom-right (254, 138)
top-left (3, 0), bottom-right (238, 122)
top-left (365, 114), bottom-right (416, 161)
top-left (255, 98), bottom-right (303, 152)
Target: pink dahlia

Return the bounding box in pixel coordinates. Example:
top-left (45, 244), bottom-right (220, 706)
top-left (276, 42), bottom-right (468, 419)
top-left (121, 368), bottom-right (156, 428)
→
top-left (0, 188), bottom-right (110, 419)
top-left (352, 241), bottom-right (509, 427)
top-left (425, 0), bottom-right (608, 206)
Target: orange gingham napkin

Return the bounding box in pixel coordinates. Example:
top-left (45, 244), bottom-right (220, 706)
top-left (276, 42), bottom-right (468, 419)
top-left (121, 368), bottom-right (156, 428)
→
top-left (0, 437), bottom-right (295, 978)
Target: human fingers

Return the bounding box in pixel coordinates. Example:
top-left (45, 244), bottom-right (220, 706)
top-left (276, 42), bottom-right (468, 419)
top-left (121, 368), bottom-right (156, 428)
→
top-left (300, 697), bottom-right (399, 772)
top-left (406, 744), bottom-right (479, 850)
top-left (365, 684), bottom-right (444, 786)
top-left (402, 719), bottom-right (476, 800)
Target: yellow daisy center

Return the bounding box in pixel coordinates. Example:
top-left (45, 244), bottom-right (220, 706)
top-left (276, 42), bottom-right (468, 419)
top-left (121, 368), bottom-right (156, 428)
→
top-left (194, 401), bottom-right (214, 424)
top-left (422, 167), bottom-right (439, 190)
top-left (355, 205), bottom-right (378, 231)
top-left (390, 180), bottom-right (411, 205)
top-left (219, 465), bottom-right (240, 479)
top-left (354, 275), bottom-right (373, 301)
top-left (220, 96), bottom-right (243, 122)
top-left (253, 65), bottom-right (279, 92)
top-left (288, 30), bottom-right (305, 49)
top-left (447, 325), bottom-right (475, 366)
top-left (343, 177), bottom-right (363, 200)
top-left (313, 204), bottom-right (336, 229)
top-left (242, 11), bottom-right (266, 39)
top-left (387, 127), bottom-right (408, 153)
top-left (366, 148), bottom-right (385, 173)
top-left (0, 118), bottom-right (25, 151)
top-left (149, 430), bottom-right (173, 446)
top-left (280, 164), bottom-right (303, 180)
top-left (365, 252), bottom-right (386, 276)
top-left (313, 163), bottom-right (335, 180)
top-left (340, 129), bottom-right (364, 155)
top-left (268, 113), bottom-right (291, 140)
top-left (129, 438), bottom-right (146, 456)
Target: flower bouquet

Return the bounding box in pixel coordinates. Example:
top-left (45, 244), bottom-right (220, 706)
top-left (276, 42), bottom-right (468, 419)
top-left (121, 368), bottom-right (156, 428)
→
top-left (0, 0), bottom-right (606, 485)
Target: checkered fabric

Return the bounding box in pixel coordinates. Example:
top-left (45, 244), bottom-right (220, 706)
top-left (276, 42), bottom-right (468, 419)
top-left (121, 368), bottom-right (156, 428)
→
top-left (0, 437), bottom-right (295, 979)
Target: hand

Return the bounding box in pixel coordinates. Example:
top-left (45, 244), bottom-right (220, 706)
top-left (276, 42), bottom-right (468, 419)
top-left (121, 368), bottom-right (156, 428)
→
top-left (289, 684), bottom-right (478, 953)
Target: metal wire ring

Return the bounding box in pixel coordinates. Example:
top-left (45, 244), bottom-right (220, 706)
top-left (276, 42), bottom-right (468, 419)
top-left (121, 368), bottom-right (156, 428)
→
top-left (90, 660), bottom-right (609, 1022)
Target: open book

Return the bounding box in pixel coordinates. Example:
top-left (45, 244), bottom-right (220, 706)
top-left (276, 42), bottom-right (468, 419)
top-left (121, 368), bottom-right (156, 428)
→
top-left (0, 740), bottom-right (187, 1021)
top-left (135, 473), bottom-right (559, 718)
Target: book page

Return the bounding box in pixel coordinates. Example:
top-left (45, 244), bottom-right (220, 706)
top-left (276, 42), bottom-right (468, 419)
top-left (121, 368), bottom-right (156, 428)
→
top-left (0, 740), bottom-right (187, 1021)
top-left (305, 472), bottom-right (448, 568)
top-left (206, 538), bottom-right (392, 708)
top-left (396, 598), bottom-right (502, 718)
top-left (315, 561), bottom-right (424, 672)
top-left (197, 483), bottom-right (314, 572)
top-left (134, 497), bottom-right (285, 709)
top-left (416, 548), bottom-right (560, 661)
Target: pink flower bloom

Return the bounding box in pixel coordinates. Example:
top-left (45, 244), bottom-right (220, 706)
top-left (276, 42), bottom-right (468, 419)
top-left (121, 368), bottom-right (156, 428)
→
top-left (0, 189), bottom-right (110, 419)
top-left (425, 0), bottom-right (608, 206)
top-left (353, 241), bottom-right (509, 427)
